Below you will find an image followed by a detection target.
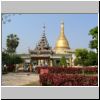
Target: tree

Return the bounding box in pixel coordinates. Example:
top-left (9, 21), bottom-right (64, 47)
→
top-left (60, 56), bottom-right (67, 67)
top-left (13, 55), bottom-right (24, 64)
top-left (2, 52), bottom-right (23, 72)
top-left (89, 26), bottom-right (98, 52)
top-left (74, 49), bottom-right (98, 66)
top-left (2, 34), bottom-right (23, 72)
top-left (6, 34), bottom-right (19, 54)
top-left (74, 49), bottom-right (88, 66)
top-left (87, 51), bottom-right (98, 66)
top-left (2, 14), bottom-right (21, 24)
top-left (2, 51), bottom-right (10, 65)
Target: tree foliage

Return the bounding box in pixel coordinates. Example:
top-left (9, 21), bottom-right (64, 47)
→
top-left (89, 26), bottom-right (98, 52)
top-left (2, 51), bottom-right (10, 65)
top-left (2, 52), bottom-right (23, 65)
top-left (60, 56), bottom-right (67, 67)
top-left (6, 34), bottom-right (19, 54)
top-left (74, 49), bottom-right (98, 66)
top-left (74, 49), bottom-right (88, 66)
top-left (2, 14), bottom-right (21, 24)
top-left (87, 51), bottom-right (98, 66)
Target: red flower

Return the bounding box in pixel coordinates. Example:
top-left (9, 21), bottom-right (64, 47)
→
top-left (39, 74), bottom-right (98, 86)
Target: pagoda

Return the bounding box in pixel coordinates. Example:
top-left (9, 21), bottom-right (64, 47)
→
top-left (52, 21), bottom-right (73, 66)
top-left (29, 25), bottom-right (53, 66)
top-left (54, 21), bottom-right (70, 54)
top-left (21, 21), bottom-right (74, 67)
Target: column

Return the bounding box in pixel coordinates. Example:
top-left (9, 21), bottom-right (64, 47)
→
top-left (69, 57), bottom-right (72, 67)
top-left (38, 60), bottom-right (41, 66)
top-left (45, 60), bottom-right (48, 66)
top-left (41, 60), bottom-right (44, 66)
top-left (43, 59), bottom-right (45, 66)
top-left (29, 64), bottom-right (32, 72)
top-left (50, 59), bottom-right (53, 67)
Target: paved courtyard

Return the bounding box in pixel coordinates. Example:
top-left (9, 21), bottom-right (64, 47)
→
top-left (2, 72), bottom-right (40, 86)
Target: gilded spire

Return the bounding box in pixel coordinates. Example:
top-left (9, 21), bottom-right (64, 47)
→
top-left (60, 21), bottom-right (65, 39)
top-left (54, 21), bottom-right (70, 54)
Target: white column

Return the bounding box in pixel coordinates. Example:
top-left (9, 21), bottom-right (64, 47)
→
top-left (38, 60), bottom-right (41, 66)
top-left (50, 59), bottom-right (53, 67)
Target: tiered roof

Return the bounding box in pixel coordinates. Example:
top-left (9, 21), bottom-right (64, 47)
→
top-left (29, 25), bottom-right (53, 55)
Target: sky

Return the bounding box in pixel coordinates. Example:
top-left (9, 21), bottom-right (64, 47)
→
top-left (2, 14), bottom-right (98, 54)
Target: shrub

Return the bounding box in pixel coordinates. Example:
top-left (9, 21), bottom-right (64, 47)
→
top-left (39, 74), bottom-right (98, 86)
top-left (35, 66), bottom-right (98, 74)
top-left (83, 67), bottom-right (98, 74)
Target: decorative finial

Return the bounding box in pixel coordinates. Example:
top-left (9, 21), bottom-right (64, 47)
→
top-left (43, 24), bottom-right (46, 33)
top-left (61, 20), bottom-right (64, 24)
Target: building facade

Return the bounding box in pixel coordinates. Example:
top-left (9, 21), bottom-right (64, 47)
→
top-left (21, 21), bottom-right (74, 67)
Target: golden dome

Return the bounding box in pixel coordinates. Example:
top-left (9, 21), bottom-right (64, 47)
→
top-left (55, 21), bottom-right (70, 54)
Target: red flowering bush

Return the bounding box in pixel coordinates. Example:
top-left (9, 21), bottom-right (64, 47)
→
top-left (39, 74), bottom-right (98, 86)
top-left (83, 67), bottom-right (98, 74)
top-left (35, 67), bottom-right (47, 73)
top-left (35, 66), bottom-right (98, 74)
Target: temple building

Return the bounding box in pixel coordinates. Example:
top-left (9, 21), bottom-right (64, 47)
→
top-left (29, 25), bottom-right (54, 66)
top-left (21, 21), bottom-right (74, 67)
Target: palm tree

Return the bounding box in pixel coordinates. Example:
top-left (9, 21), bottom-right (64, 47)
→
top-left (6, 34), bottom-right (19, 54)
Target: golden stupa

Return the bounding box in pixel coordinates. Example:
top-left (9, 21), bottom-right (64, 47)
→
top-left (54, 21), bottom-right (70, 54)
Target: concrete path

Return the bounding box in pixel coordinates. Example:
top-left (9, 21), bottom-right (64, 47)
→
top-left (2, 72), bottom-right (40, 86)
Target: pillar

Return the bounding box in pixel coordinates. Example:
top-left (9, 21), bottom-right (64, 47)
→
top-left (38, 60), bottom-right (41, 66)
top-left (41, 60), bottom-right (44, 66)
top-left (29, 64), bottom-right (32, 72)
top-left (50, 59), bottom-right (53, 67)
top-left (44, 59), bottom-right (48, 66)
top-left (69, 57), bottom-right (72, 67)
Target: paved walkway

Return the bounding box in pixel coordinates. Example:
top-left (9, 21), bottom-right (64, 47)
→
top-left (2, 72), bottom-right (40, 86)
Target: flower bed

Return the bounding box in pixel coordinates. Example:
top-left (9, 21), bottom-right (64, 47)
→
top-left (83, 67), bottom-right (98, 74)
top-left (40, 69), bottom-right (49, 75)
top-left (35, 66), bottom-right (98, 74)
top-left (39, 74), bottom-right (98, 86)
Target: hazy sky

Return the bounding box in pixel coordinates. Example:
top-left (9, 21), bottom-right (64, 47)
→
top-left (2, 14), bottom-right (98, 54)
